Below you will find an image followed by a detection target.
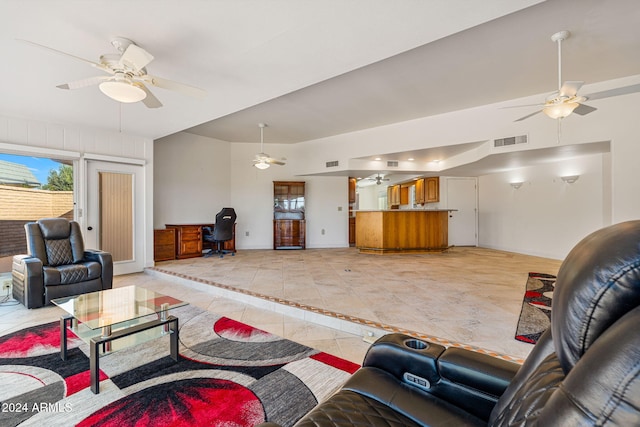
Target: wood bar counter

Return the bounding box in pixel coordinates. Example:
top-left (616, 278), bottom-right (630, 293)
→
top-left (355, 210), bottom-right (452, 254)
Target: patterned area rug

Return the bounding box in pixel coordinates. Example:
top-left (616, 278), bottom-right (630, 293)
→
top-left (515, 272), bottom-right (556, 344)
top-left (0, 306), bottom-right (359, 426)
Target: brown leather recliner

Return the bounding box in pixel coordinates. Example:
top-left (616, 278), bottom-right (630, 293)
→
top-left (264, 221), bottom-right (640, 426)
top-left (12, 218), bottom-right (113, 309)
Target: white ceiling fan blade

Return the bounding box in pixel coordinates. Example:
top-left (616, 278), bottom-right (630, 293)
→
top-left (559, 81), bottom-right (583, 97)
top-left (268, 159), bottom-right (286, 166)
top-left (573, 104), bottom-right (597, 116)
top-left (17, 39), bottom-right (111, 73)
top-left (57, 75), bottom-right (111, 90)
top-left (514, 109), bottom-right (543, 122)
top-left (141, 74), bottom-right (206, 99)
top-left (135, 83), bottom-right (163, 108)
top-left (583, 83), bottom-right (640, 101)
top-left (120, 44), bottom-right (154, 72)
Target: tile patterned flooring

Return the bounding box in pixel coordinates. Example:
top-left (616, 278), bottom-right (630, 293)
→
top-left (0, 246), bottom-right (562, 365)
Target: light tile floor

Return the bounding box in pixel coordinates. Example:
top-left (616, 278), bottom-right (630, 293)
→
top-left (0, 246), bottom-right (562, 365)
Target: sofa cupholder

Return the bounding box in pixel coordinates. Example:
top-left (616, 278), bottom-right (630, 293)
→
top-left (404, 339), bottom-right (428, 350)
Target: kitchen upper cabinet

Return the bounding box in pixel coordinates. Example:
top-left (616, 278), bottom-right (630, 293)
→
top-left (415, 177), bottom-right (440, 204)
top-left (425, 177), bottom-right (440, 203)
top-left (415, 178), bottom-right (425, 205)
top-left (348, 178), bottom-right (357, 204)
top-left (387, 185), bottom-right (400, 208)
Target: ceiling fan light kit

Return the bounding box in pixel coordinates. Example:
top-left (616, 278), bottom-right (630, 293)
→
top-left (543, 101), bottom-right (579, 119)
top-left (99, 79), bottom-right (146, 103)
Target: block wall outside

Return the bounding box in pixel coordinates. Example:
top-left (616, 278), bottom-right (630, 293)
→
top-left (0, 185), bottom-right (73, 257)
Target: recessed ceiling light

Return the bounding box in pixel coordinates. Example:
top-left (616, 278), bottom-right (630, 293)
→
top-left (408, 158), bottom-right (415, 161)
top-left (374, 157), bottom-right (382, 161)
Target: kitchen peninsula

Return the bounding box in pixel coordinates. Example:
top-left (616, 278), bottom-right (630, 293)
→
top-left (355, 209), bottom-right (453, 254)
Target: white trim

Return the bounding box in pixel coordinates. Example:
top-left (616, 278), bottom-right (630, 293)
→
top-left (0, 142), bottom-right (80, 159)
top-left (82, 152), bottom-right (146, 166)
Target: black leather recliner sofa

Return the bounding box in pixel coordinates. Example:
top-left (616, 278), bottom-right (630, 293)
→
top-left (264, 220), bottom-right (640, 426)
top-left (12, 218), bottom-right (113, 309)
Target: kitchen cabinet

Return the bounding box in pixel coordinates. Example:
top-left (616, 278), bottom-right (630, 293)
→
top-left (349, 217), bottom-right (356, 245)
top-left (415, 178), bottom-right (425, 204)
top-left (348, 178), bottom-right (357, 204)
top-left (355, 210), bottom-right (451, 254)
top-left (425, 177), bottom-right (440, 203)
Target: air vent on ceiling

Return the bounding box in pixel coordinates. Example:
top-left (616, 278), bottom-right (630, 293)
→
top-left (326, 160), bottom-right (339, 168)
top-left (494, 135), bottom-right (528, 147)
top-left (387, 161), bottom-right (399, 167)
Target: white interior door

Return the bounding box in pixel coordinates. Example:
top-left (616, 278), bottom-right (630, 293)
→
top-left (447, 177), bottom-right (478, 246)
top-left (86, 160), bottom-right (144, 275)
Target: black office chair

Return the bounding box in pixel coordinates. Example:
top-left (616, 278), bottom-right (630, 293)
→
top-left (203, 208), bottom-right (236, 258)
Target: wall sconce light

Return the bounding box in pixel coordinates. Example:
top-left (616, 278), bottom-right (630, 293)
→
top-left (561, 175), bottom-right (580, 184)
top-left (510, 182), bottom-right (524, 189)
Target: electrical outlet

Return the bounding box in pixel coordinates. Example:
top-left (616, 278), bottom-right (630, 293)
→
top-left (245, 231), bottom-right (250, 237)
top-left (2, 279), bottom-right (11, 290)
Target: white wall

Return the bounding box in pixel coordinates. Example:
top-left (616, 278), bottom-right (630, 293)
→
top-left (0, 113), bottom-right (155, 268)
top-left (479, 153), bottom-right (607, 259)
top-left (153, 132), bottom-right (231, 227)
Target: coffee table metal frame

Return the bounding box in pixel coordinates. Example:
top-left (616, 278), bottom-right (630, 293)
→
top-left (54, 287), bottom-right (184, 394)
top-left (60, 314), bottom-right (179, 394)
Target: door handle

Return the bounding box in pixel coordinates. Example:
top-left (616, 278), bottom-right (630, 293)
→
top-left (87, 226), bottom-right (93, 231)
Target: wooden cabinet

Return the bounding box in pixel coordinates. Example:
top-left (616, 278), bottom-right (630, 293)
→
top-left (415, 178), bottom-right (425, 204)
top-left (415, 177), bottom-right (440, 204)
top-left (425, 177), bottom-right (440, 203)
top-left (387, 184), bottom-right (409, 208)
top-left (274, 219), bottom-right (306, 249)
top-left (349, 217), bottom-right (356, 245)
top-left (348, 178), bottom-right (357, 204)
top-left (387, 185), bottom-right (400, 208)
top-left (154, 229), bottom-right (176, 262)
top-left (355, 210), bottom-right (450, 254)
top-left (274, 181), bottom-right (305, 249)
top-left (166, 224), bottom-right (206, 259)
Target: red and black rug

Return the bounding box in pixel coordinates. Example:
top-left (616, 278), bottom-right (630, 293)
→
top-left (0, 306), bottom-right (359, 426)
top-left (514, 272), bottom-right (556, 344)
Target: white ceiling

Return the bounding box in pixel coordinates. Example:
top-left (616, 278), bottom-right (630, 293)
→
top-left (2, 0), bottom-right (639, 171)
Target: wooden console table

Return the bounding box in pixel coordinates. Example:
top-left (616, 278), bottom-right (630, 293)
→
top-left (165, 223), bottom-right (236, 259)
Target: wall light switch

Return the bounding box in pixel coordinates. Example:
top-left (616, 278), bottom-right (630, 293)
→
top-left (337, 206), bottom-right (343, 211)
top-left (245, 231), bottom-right (250, 237)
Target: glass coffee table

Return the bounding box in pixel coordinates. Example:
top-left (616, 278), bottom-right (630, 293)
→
top-left (52, 286), bottom-right (187, 394)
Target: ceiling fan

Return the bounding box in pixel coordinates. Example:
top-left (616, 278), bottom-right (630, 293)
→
top-left (253, 123), bottom-right (285, 169)
top-left (510, 30), bottom-right (640, 122)
top-left (19, 37), bottom-right (206, 108)
top-left (367, 174), bottom-right (390, 185)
